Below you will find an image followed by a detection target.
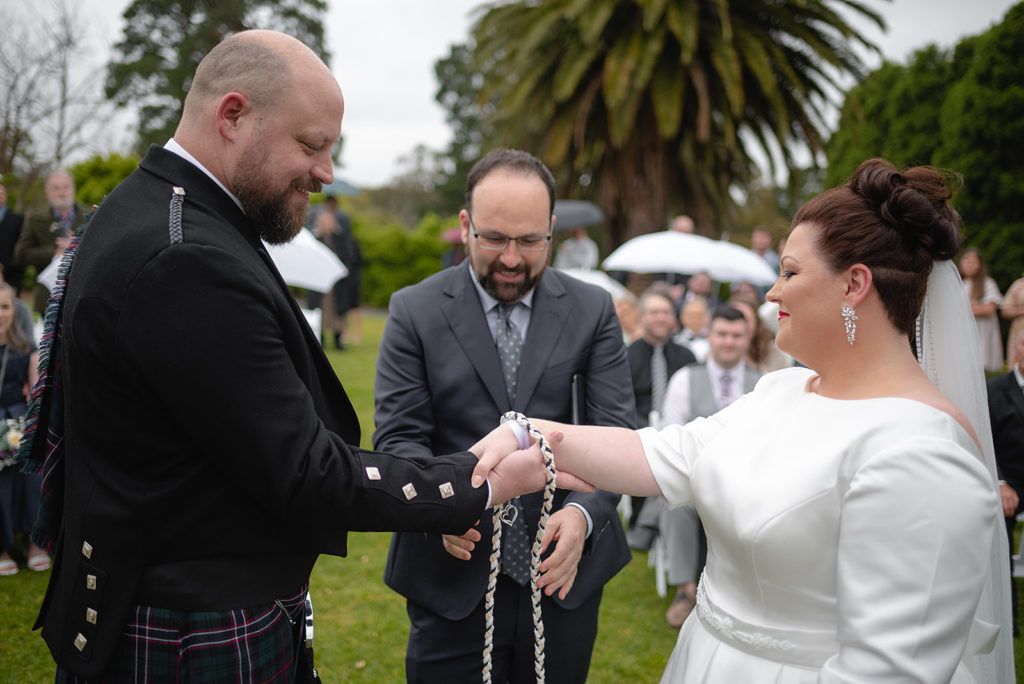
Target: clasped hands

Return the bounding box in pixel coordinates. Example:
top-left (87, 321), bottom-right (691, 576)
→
top-left (441, 422), bottom-right (594, 599)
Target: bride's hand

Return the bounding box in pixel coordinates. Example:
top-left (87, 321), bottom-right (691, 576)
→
top-left (469, 423), bottom-right (521, 488)
top-left (487, 447), bottom-right (594, 507)
top-left (471, 427), bottom-right (590, 506)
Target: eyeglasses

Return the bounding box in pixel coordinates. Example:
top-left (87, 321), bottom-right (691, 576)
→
top-left (468, 218), bottom-right (552, 252)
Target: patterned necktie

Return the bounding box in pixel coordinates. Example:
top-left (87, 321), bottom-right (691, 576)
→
top-left (495, 304), bottom-right (522, 404)
top-left (719, 371), bottom-right (734, 409)
top-left (650, 344), bottom-right (667, 414)
top-left (495, 303), bottom-right (531, 584)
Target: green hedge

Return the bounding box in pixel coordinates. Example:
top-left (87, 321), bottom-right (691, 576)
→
top-left (351, 212), bottom-right (454, 309)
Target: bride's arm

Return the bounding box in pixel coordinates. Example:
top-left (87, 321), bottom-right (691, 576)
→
top-left (471, 411), bottom-right (731, 506)
top-left (472, 421), bottom-right (660, 497)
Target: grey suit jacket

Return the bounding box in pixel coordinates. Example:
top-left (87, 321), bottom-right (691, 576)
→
top-left (374, 264), bottom-right (636, 619)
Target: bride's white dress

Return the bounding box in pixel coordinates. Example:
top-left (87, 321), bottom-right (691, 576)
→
top-left (641, 367), bottom-right (998, 683)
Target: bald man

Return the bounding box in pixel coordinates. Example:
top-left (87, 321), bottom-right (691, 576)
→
top-left (26, 30), bottom-right (545, 681)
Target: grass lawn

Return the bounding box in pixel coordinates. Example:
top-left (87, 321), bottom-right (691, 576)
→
top-left (1, 309), bottom-right (1021, 681)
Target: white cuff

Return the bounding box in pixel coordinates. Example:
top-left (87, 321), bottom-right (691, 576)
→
top-left (565, 502), bottom-right (594, 538)
top-left (503, 418), bottom-right (530, 450)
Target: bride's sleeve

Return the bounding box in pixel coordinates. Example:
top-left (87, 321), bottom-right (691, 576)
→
top-left (822, 436), bottom-right (997, 682)
top-left (637, 411), bottom-right (728, 507)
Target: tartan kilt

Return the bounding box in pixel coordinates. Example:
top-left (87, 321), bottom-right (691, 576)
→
top-left (55, 588), bottom-right (308, 683)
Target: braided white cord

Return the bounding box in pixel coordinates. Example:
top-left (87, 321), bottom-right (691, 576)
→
top-left (481, 411), bottom-right (557, 684)
top-left (482, 505), bottom-right (502, 683)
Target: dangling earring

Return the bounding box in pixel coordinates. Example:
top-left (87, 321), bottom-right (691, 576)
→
top-left (841, 304), bottom-right (857, 346)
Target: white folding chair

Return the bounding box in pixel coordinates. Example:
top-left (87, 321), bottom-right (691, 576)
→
top-left (1012, 512), bottom-right (1024, 578)
top-left (649, 531), bottom-right (669, 598)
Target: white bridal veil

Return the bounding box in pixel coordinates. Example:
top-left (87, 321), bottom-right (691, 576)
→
top-left (917, 259), bottom-right (1014, 684)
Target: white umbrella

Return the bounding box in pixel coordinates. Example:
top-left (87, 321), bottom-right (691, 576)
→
top-left (602, 231), bottom-right (777, 286)
top-left (556, 268), bottom-right (628, 298)
top-left (263, 228), bottom-right (348, 292)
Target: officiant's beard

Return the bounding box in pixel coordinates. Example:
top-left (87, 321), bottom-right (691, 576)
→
top-left (234, 142), bottom-right (322, 245)
top-left (476, 260), bottom-right (544, 304)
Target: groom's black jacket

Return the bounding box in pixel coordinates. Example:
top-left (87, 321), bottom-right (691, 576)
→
top-left (35, 146), bottom-right (489, 676)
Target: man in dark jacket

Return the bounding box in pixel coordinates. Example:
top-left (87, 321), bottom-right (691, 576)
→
top-left (26, 30), bottom-right (550, 681)
top-left (625, 287), bottom-right (696, 534)
top-left (988, 332), bottom-right (1024, 632)
top-left (15, 170), bottom-right (88, 312)
top-left (0, 182), bottom-right (25, 292)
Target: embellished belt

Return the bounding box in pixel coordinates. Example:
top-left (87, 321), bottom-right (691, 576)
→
top-left (695, 581), bottom-right (840, 669)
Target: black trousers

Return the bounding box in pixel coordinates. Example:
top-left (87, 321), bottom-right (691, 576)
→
top-left (405, 574), bottom-right (601, 684)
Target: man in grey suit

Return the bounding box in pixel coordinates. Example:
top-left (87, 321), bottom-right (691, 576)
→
top-left (655, 305), bottom-right (760, 627)
top-left (374, 148), bottom-right (635, 683)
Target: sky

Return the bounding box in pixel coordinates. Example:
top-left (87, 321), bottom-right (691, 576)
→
top-left (15, 0), bottom-right (1021, 188)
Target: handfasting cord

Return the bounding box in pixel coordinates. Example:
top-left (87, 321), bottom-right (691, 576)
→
top-left (482, 411), bottom-right (557, 684)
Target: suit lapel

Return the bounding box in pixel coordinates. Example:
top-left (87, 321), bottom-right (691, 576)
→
top-left (516, 272), bottom-right (569, 409)
top-left (442, 268), bottom-right (509, 411)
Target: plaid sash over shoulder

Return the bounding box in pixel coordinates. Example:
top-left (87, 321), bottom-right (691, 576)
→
top-left (16, 221), bottom-right (87, 552)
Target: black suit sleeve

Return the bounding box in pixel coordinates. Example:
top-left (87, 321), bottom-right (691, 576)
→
top-left (988, 375), bottom-right (1024, 499)
top-left (111, 244), bottom-right (486, 535)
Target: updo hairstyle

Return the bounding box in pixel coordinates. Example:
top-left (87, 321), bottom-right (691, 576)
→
top-left (792, 158), bottom-right (962, 336)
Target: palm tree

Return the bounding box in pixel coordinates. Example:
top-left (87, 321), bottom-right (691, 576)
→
top-left (469, 0), bottom-right (885, 244)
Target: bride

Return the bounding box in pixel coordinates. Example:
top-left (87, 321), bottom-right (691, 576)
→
top-left (472, 159), bottom-right (1013, 682)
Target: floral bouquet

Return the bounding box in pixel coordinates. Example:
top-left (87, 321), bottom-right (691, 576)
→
top-left (0, 416), bottom-right (25, 471)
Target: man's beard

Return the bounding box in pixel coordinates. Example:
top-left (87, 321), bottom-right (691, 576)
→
top-left (476, 259), bottom-right (543, 303)
top-left (234, 144), bottom-right (321, 244)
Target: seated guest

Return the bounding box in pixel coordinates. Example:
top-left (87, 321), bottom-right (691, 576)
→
top-left (729, 295), bottom-right (792, 373)
top-left (682, 271), bottom-right (717, 310)
top-left (674, 298), bottom-right (710, 362)
top-left (626, 287), bottom-right (695, 537)
top-left (613, 290), bottom-right (642, 345)
top-left (642, 305), bottom-right (760, 626)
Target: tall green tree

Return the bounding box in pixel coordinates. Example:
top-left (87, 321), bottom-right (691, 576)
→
top-left (825, 46), bottom-right (956, 187)
top-left (106, 0), bottom-right (329, 153)
top-left (825, 2), bottom-right (1024, 288)
top-left (463, 0), bottom-right (883, 245)
top-left (433, 43), bottom-right (492, 213)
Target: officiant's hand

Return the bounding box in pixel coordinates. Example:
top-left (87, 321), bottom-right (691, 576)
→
top-left (442, 523), bottom-right (481, 561)
top-left (536, 506), bottom-right (586, 599)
